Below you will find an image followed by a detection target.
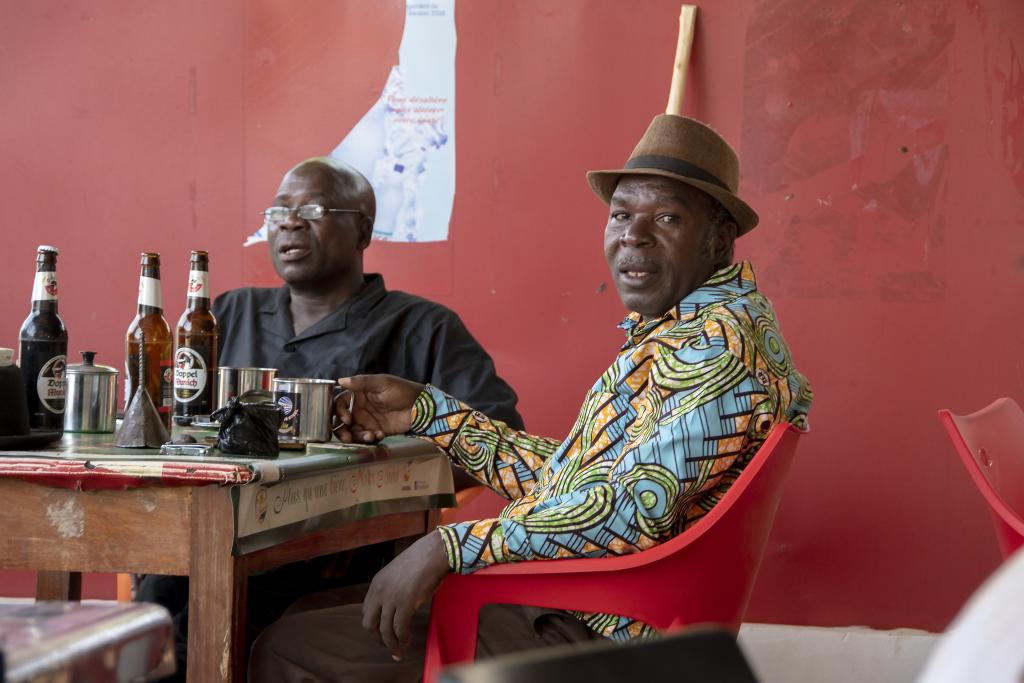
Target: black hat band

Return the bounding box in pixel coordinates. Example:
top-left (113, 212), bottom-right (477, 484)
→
top-left (624, 155), bottom-right (730, 192)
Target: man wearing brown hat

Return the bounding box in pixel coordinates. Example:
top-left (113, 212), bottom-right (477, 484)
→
top-left (248, 115), bottom-right (813, 682)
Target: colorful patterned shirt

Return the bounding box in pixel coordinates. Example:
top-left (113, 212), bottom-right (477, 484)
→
top-left (410, 261), bottom-right (813, 640)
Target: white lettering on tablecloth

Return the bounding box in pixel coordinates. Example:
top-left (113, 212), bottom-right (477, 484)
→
top-left (237, 455), bottom-right (450, 539)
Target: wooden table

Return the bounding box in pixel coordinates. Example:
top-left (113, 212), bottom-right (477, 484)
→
top-left (0, 432), bottom-right (455, 682)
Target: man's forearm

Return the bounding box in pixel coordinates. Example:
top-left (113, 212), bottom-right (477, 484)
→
top-left (410, 385), bottom-right (560, 499)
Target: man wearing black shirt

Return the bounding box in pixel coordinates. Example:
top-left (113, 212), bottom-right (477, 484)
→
top-left (139, 157), bottom-right (522, 680)
top-left (213, 157), bottom-right (521, 424)
top-left (213, 277), bottom-right (521, 423)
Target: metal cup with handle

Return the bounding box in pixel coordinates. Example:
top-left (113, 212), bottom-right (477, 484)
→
top-left (272, 377), bottom-right (345, 444)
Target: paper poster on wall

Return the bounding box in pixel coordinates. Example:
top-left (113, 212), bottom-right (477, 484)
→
top-left (245, 0), bottom-right (456, 246)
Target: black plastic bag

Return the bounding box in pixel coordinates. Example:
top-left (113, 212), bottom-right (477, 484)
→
top-left (210, 390), bottom-right (282, 458)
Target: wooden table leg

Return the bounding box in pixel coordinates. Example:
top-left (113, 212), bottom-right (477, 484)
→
top-left (186, 486), bottom-right (247, 682)
top-left (426, 508), bottom-right (442, 530)
top-left (36, 570), bottom-right (82, 601)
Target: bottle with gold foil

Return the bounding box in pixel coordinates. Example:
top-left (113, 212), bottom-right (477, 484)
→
top-left (125, 252), bottom-right (173, 429)
top-left (173, 250), bottom-right (219, 425)
top-left (19, 245), bottom-right (68, 431)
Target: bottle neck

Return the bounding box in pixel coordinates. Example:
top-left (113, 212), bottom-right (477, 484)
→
top-left (183, 296), bottom-right (211, 312)
top-left (30, 269), bottom-right (59, 311)
top-left (32, 300), bottom-right (58, 314)
top-left (138, 271), bottom-right (163, 315)
top-left (138, 304), bottom-right (164, 316)
top-left (186, 268), bottom-right (210, 304)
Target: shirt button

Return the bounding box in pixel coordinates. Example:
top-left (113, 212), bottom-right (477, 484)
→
top-left (284, 343), bottom-right (297, 352)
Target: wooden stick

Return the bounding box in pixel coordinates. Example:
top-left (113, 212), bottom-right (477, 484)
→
top-left (666, 5), bottom-right (698, 115)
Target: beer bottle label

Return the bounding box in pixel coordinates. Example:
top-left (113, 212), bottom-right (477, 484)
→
top-left (159, 359), bottom-right (173, 412)
top-left (187, 270), bottom-right (209, 299)
top-left (173, 347), bottom-right (208, 403)
top-left (36, 354), bottom-right (67, 414)
top-left (138, 276), bottom-right (162, 308)
top-left (31, 271), bottom-right (58, 302)
top-left (277, 392), bottom-right (302, 438)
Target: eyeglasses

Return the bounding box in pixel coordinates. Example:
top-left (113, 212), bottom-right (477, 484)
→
top-left (261, 205), bottom-right (367, 223)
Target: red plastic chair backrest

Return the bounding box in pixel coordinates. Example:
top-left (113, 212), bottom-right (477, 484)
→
top-left (939, 398), bottom-right (1024, 557)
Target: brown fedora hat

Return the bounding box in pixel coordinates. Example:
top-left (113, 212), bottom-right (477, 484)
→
top-left (587, 114), bottom-right (759, 235)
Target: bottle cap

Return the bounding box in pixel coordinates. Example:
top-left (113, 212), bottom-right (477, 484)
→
top-left (0, 348), bottom-right (13, 366)
top-left (37, 245), bottom-right (59, 254)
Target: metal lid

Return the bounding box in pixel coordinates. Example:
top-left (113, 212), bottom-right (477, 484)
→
top-left (38, 245), bottom-right (59, 254)
top-left (0, 348), bottom-right (12, 367)
top-left (68, 350), bottom-right (118, 376)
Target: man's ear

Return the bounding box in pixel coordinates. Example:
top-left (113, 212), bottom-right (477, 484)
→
top-left (714, 220), bottom-right (738, 263)
top-left (356, 217), bottom-right (374, 250)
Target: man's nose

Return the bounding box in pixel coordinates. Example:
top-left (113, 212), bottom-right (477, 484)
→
top-left (277, 210), bottom-right (308, 231)
top-left (621, 216), bottom-right (655, 246)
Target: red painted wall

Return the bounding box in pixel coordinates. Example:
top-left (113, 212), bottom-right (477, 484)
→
top-left (2, 0), bottom-right (1022, 631)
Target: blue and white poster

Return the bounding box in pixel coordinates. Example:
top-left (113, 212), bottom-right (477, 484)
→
top-left (246, 0), bottom-right (456, 246)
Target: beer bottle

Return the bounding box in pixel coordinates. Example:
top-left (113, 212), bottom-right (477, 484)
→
top-left (18, 245), bottom-right (69, 431)
top-left (173, 250), bottom-right (219, 425)
top-left (125, 252), bottom-right (173, 430)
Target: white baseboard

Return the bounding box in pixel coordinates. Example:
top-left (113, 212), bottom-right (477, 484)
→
top-left (737, 623), bottom-right (940, 683)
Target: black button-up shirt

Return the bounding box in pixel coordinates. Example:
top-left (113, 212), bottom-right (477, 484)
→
top-left (212, 273), bottom-right (523, 428)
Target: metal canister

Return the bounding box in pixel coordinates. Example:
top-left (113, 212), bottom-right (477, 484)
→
top-left (272, 378), bottom-right (338, 444)
top-left (216, 367), bottom-right (277, 410)
top-left (64, 351), bottom-right (118, 433)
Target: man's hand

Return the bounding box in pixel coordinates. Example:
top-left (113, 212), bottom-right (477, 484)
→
top-left (333, 374), bottom-right (425, 443)
top-left (361, 530), bottom-right (451, 659)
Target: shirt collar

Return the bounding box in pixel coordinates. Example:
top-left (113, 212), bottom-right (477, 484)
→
top-left (618, 261), bottom-right (757, 341)
top-left (347, 273), bottom-right (388, 317)
top-left (258, 274), bottom-right (389, 316)
top-left (257, 274), bottom-right (390, 341)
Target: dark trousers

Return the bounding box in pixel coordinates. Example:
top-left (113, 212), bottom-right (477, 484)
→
top-left (136, 544), bottom-right (395, 682)
top-left (248, 584), bottom-right (604, 682)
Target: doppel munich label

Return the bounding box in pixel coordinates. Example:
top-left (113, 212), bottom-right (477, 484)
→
top-left (36, 354), bottom-right (67, 414)
top-left (173, 347), bottom-right (208, 402)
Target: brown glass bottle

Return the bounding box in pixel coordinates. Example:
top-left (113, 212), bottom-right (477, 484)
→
top-left (173, 250), bottom-right (219, 425)
top-left (19, 245), bottom-right (69, 431)
top-left (125, 252), bottom-right (173, 430)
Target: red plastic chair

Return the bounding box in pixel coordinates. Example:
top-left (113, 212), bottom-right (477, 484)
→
top-left (422, 423), bottom-right (803, 682)
top-left (938, 398), bottom-right (1024, 558)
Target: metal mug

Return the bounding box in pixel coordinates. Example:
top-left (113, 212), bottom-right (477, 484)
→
top-left (272, 378), bottom-right (340, 444)
top-left (216, 367), bottom-right (277, 410)
top-left (64, 351), bottom-right (118, 433)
